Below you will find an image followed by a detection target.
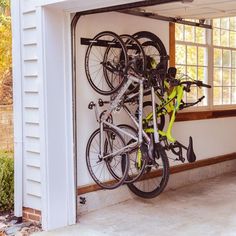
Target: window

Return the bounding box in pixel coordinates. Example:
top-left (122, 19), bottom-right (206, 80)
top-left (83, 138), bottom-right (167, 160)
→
top-left (213, 17), bottom-right (236, 106)
top-left (175, 21), bottom-right (208, 107)
top-left (175, 17), bottom-right (236, 110)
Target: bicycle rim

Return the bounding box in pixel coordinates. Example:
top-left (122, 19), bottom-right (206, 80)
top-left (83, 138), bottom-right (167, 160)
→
top-left (86, 127), bottom-right (129, 190)
top-left (85, 31), bottom-right (128, 95)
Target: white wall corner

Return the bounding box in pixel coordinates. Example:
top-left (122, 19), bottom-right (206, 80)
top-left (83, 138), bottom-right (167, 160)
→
top-left (37, 6), bottom-right (76, 230)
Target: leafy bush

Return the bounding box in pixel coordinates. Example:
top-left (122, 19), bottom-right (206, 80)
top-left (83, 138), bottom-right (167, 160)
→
top-left (0, 151), bottom-right (14, 212)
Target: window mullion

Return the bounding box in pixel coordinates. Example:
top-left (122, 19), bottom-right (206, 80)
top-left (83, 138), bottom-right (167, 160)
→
top-left (208, 20), bottom-right (214, 109)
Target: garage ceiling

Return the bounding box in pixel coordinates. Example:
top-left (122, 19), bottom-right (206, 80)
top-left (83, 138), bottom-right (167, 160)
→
top-left (136, 0), bottom-right (236, 19)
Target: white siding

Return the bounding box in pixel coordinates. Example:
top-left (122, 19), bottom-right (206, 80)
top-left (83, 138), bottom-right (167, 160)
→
top-left (21, 2), bottom-right (42, 210)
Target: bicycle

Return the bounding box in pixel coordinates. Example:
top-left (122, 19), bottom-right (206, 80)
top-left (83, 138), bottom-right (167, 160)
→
top-left (122, 67), bottom-right (211, 198)
top-left (86, 68), bottom-right (169, 191)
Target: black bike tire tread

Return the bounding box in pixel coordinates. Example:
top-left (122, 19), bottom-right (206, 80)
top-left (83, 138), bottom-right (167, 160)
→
top-left (126, 147), bottom-right (169, 198)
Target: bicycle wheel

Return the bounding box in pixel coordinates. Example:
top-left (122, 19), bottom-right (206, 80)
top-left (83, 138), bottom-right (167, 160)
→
top-left (86, 127), bottom-right (129, 189)
top-left (117, 124), bottom-right (146, 184)
top-left (133, 31), bottom-right (168, 63)
top-left (127, 142), bottom-right (169, 198)
top-left (104, 34), bottom-right (146, 95)
top-left (120, 34), bottom-right (147, 95)
top-left (85, 31), bottom-right (128, 95)
top-left (136, 101), bottom-right (165, 131)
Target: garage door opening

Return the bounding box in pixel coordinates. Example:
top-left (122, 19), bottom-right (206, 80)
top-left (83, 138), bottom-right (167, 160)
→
top-left (71, 1), bottom-right (236, 222)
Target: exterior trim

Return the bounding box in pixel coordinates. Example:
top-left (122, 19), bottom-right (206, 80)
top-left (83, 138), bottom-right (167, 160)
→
top-left (169, 22), bottom-right (175, 67)
top-left (12, 0), bottom-right (24, 218)
top-left (38, 7), bottom-right (76, 230)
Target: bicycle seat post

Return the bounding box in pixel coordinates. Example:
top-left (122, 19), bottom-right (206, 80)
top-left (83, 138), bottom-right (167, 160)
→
top-left (138, 78), bottom-right (143, 145)
top-left (151, 86), bottom-right (159, 144)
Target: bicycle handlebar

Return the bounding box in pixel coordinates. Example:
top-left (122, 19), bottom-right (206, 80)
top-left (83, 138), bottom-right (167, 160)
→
top-left (167, 76), bottom-right (211, 89)
top-left (180, 80), bottom-right (211, 88)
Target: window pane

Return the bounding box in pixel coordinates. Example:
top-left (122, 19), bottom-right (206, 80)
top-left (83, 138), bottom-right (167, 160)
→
top-left (184, 25), bottom-right (195, 42)
top-left (176, 44), bottom-right (186, 64)
top-left (230, 31), bottom-right (236, 48)
top-left (198, 47), bottom-right (208, 66)
top-left (187, 87), bottom-right (197, 103)
top-left (176, 24), bottom-right (184, 41)
top-left (232, 51), bottom-right (236, 68)
top-left (198, 67), bottom-right (208, 83)
top-left (213, 19), bottom-right (220, 28)
top-left (222, 50), bottom-right (231, 67)
top-left (232, 87), bottom-right (236, 104)
top-left (213, 29), bottom-right (220, 46)
top-left (214, 68), bottom-right (222, 86)
top-left (198, 87), bottom-right (207, 106)
top-left (221, 18), bottom-right (229, 30)
top-left (196, 27), bottom-right (206, 44)
top-left (223, 87), bottom-right (231, 104)
top-left (214, 48), bottom-right (222, 66)
top-left (187, 45), bottom-right (197, 65)
top-left (176, 65), bottom-right (186, 75)
top-left (187, 66), bottom-right (197, 80)
top-left (230, 17), bottom-right (236, 31)
top-left (223, 68), bottom-right (231, 86)
top-left (214, 87), bottom-right (222, 105)
top-left (232, 69), bottom-right (236, 86)
top-left (221, 30), bottom-right (229, 47)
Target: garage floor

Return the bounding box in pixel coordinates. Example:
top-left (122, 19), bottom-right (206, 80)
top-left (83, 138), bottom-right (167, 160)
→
top-left (35, 172), bottom-right (236, 236)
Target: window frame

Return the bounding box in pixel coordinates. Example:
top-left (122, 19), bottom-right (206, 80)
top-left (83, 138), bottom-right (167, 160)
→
top-left (171, 20), bottom-right (236, 121)
top-left (212, 20), bottom-right (236, 110)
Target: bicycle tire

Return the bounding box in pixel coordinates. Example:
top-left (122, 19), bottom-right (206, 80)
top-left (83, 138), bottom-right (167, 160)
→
top-left (133, 31), bottom-right (168, 96)
top-left (86, 127), bottom-right (129, 190)
top-left (120, 34), bottom-right (147, 95)
top-left (132, 31), bottom-right (167, 59)
top-left (126, 142), bottom-right (169, 198)
top-left (85, 31), bottom-right (128, 95)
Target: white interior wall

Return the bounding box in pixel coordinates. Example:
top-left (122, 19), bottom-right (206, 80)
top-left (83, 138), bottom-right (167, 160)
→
top-left (76, 12), bottom-right (236, 187)
top-left (76, 12), bottom-right (169, 186)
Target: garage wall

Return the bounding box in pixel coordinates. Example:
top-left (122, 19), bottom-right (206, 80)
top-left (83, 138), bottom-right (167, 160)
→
top-left (76, 12), bottom-right (169, 186)
top-left (172, 117), bottom-right (236, 159)
top-left (76, 12), bottom-right (236, 187)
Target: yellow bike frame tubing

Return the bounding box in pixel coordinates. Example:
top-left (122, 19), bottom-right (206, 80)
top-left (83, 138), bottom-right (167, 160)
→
top-left (144, 83), bottom-right (184, 143)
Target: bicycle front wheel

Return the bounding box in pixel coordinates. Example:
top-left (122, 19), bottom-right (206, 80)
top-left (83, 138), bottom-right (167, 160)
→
top-left (86, 127), bottom-right (129, 190)
top-left (85, 31), bottom-right (128, 95)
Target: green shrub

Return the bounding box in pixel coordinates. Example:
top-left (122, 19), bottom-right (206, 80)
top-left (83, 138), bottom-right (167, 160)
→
top-left (0, 151), bottom-right (14, 212)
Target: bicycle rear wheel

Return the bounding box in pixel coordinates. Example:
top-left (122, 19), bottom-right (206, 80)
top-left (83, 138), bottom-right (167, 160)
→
top-left (132, 31), bottom-right (168, 64)
top-left (127, 142), bottom-right (169, 198)
top-left (142, 101), bottom-right (165, 131)
top-left (135, 101), bottom-right (165, 131)
top-left (85, 31), bottom-right (128, 95)
top-left (86, 127), bottom-right (129, 189)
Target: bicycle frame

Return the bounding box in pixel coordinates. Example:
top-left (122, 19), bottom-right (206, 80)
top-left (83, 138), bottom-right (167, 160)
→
top-left (97, 74), bottom-right (151, 160)
top-left (144, 83), bottom-right (184, 143)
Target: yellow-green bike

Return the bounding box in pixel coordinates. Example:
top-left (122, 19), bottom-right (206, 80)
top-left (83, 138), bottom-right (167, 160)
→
top-left (125, 68), bottom-right (211, 198)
